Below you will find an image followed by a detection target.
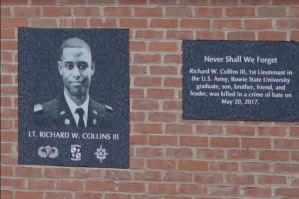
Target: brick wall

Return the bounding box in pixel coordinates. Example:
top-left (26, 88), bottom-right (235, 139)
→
top-left (1, 0), bottom-right (299, 199)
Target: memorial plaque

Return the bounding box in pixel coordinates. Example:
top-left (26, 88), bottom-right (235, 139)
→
top-left (18, 28), bottom-right (129, 168)
top-left (183, 40), bottom-right (299, 121)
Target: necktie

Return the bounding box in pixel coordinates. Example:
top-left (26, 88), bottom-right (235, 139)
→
top-left (76, 108), bottom-right (85, 127)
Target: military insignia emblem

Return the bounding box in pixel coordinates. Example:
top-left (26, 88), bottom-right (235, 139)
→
top-left (94, 145), bottom-right (108, 163)
top-left (71, 144), bottom-right (81, 161)
top-left (38, 146), bottom-right (59, 158)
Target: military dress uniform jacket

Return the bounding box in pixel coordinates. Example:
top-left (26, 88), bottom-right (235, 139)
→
top-left (34, 95), bottom-right (113, 129)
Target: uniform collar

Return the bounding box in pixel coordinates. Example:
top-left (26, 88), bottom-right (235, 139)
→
top-left (64, 90), bottom-right (89, 126)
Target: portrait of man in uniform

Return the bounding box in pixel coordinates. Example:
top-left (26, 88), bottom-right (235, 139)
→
top-left (33, 37), bottom-right (113, 128)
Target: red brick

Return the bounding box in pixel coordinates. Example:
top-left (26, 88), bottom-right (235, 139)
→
top-left (133, 171), bottom-right (161, 181)
top-left (258, 175), bottom-right (287, 184)
top-left (226, 7), bottom-right (255, 16)
top-left (2, 178), bottom-right (25, 189)
top-left (165, 7), bottom-right (193, 17)
top-left (135, 7), bottom-right (162, 17)
top-left (242, 138), bottom-right (271, 148)
top-left (275, 139), bottom-right (299, 149)
top-left (260, 150), bottom-right (289, 161)
top-left (290, 7), bottom-right (299, 17)
top-left (241, 162), bottom-right (270, 172)
top-left (1, 41), bottom-right (17, 50)
top-left (274, 163), bottom-right (299, 173)
top-left (291, 31), bottom-right (299, 40)
top-left (195, 7), bottom-right (223, 17)
top-left (132, 99), bottom-right (159, 110)
top-left (244, 187), bottom-right (271, 197)
top-left (227, 174), bottom-right (255, 184)
top-left (1, 51), bottom-right (13, 62)
top-left (164, 77), bottom-right (181, 87)
top-left (30, 18), bottom-right (57, 27)
top-left (74, 7), bottom-right (100, 16)
top-left (130, 41), bottom-right (146, 52)
top-left (150, 65), bottom-right (177, 75)
top-left (149, 183), bottom-right (177, 194)
top-left (195, 173), bottom-right (223, 184)
top-left (120, 18), bottom-right (147, 28)
top-left (291, 151), bottom-right (299, 161)
top-left (228, 149), bottom-right (256, 160)
top-left (1, 166), bottom-right (13, 176)
top-left (276, 188), bottom-right (299, 197)
top-left (147, 159), bottom-right (175, 169)
top-left (57, 180), bottom-right (83, 191)
top-left (15, 166), bottom-right (43, 177)
top-left (1, 7), bottom-right (12, 16)
top-left (244, 19), bottom-right (272, 29)
top-left (73, 168), bottom-right (104, 178)
top-left (277, 19), bottom-right (299, 29)
top-left (119, 0), bottom-right (146, 4)
top-left (196, 125), bottom-right (223, 135)
top-left (163, 100), bottom-right (181, 110)
top-left (134, 77), bottom-right (161, 86)
top-left (258, 7), bottom-right (286, 17)
top-left (227, 31), bottom-right (255, 40)
top-left (86, 181), bottom-right (115, 191)
top-left (2, 0), bottom-right (28, 4)
top-left (43, 7), bottom-right (71, 16)
top-left (1, 97), bottom-right (12, 107)
top-left (104, 7), bottom-right (131, 16)
top-left (197, 149), bottom-right (224, 159)
top-left (180, 19), bottom-right (210, 28)
top-left (149, 135), bottom-right (177, 146)
top-left (1, 75), bottom-right (13, 84)
top-left (165, 124), bottom-right (192, 134)
top-left (210, 162), bottom-right (239, 171)
top-left (90, 18), bottom-right (116, 27)
top-left (178, 160), bottom-right (208, 171)
top-left (130, 88), bottom-right (144, 98)
top-left (130, 65), bottom-right (147, 75)
top-left (147, 88), bottom-right (175, 99)
top-left (148, 42), bottom-right (178, 52)
top-left (45, 192), bottom-right (72, 199)
top-left (164, 54), bottom-right (181, 63)
top-left (179, 184), bottom-right (207, 194)
top-left (76, 193), bottom-right (102, 199)
top-left (31, 0), bottom-right (56, 4)
top-left (1, 29), bottom-right (16, 39)
top-left (135, 30), bottom-right (163, 39)
top-left (196, 31), bottom-right (225, 40)
top-left (130, 112), bottom-right (145, 122)
top-left (149, 112), bottom-right (177, 122)
top-left (273, 0), bottom-right (299, 5)
top-left (28, 179), bottom-right (55, 190)
top-left (1, 190), bottom-right (13, 199)
top-left (290, 127), bottom-right (299, 136)
top-left (1, 18), bottom-right (28, 28)
top-left (1, 143), bottom-right (13, 153)
top-left (213, 19), bottom-right (241, 29)
top-left (134, 54), bottom-right (161, 64)
top-left (15, 191), bottom-right (43, 199)
top-left (1, 120), bottom-right (13, 129)
top-left (130, 135), bottom-right (147, 145)
top-left (44, 168), bottom-right (70, 178)
top-left (136, 147), bottom-right (163, 157)
top-left (211, 0), bottom-right (242, 5)
top-left (226, 126), bottom-right (255, 136)
top-left (150, 19), bottom-right (178, 28)
top-left (58, 18), bottom-right (88, 28)
top-left (258, 126), bottom-right (287, 136)
top-left (210, 186), bottom-right (239, 196)
top-left (241, 0), bottom-right (271, 4)
top-left (164, 171), bottom-right (192, 181)
top-left (258, 31), bottom-right (287, 40)
top-left (166, 30), bottom-right (193, 40)
top-left (166, 148), bottom-right (193, 158)
top-left (211, 137), bottom-right (239, 148)
top-left (180, 136), bottom-right (208, 146)
top-left (14, 7), bottom-right (41, 17)
top-left (134, 123), bottom-right (162, 134)
top-left (2, 108), bottom-right (18, 118)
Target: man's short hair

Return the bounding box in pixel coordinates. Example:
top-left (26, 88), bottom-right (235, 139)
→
top-left (59, 37), bottom-right (92, 60)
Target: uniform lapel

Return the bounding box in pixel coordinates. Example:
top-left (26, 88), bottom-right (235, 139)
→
top-left (55, 95), bottom-right (77, 127)
top-left (87, 99), bottom-right (103, 128)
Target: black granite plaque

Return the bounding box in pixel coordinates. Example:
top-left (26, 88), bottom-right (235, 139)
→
top-left (183, 40), bottom-right (299, 121)
top-left (18, 28), bottom-right (129, 168)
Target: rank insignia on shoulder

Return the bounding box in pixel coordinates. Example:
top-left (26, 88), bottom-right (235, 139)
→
top-left (104, 105), bottom-right (113, 112)
top-left (60, 110), bottom-right (66, 115)
top-left (93, 110), bottom-right (98, 115)
top-left (34, 104), bottom-right (43, 113)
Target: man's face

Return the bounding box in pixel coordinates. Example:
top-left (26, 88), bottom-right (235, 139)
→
top-left (58, 47), bottom-right (94, 98)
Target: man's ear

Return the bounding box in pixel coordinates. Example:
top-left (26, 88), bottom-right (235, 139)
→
top-left (58, 61), bottom-right (63, 75)
top-left (91, 62), bottom-right (95, 75)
